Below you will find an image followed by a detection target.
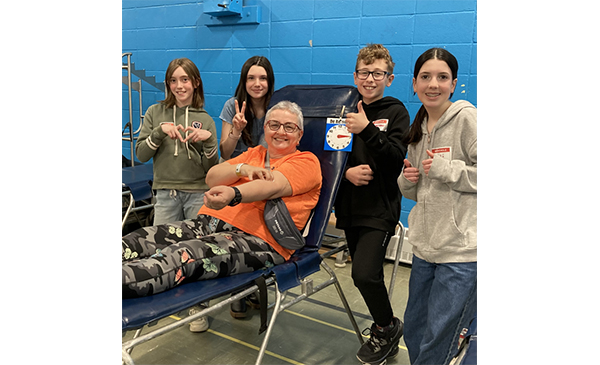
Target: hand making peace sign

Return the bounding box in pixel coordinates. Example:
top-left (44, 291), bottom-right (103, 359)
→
top-left (231, 99), bottom-right (248, 137)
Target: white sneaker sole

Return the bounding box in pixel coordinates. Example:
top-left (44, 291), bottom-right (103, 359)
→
top-left (189, 318), bottom-right (209, 333)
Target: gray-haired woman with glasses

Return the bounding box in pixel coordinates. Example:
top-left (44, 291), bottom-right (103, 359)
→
top-left (122, 101), bottom-right (322, 304)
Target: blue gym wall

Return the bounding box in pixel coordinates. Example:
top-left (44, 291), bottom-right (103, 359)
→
top-left (122, 0), bottom-right (477, 227)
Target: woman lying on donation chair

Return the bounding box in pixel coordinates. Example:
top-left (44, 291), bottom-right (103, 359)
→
top-left (122, 100), bottom-right (322, 298)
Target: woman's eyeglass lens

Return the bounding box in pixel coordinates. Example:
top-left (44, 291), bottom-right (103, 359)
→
top-left (266, 120), bottom-right (299, 133)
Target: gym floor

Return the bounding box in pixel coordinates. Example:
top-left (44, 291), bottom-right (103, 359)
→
top-left (122, 228), bottom-right (413, 365)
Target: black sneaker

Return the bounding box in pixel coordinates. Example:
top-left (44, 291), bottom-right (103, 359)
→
top-left (230, 297), bottom-right (248, 319)
top-left (246, 293), bottom-right (261, 309)
top-left (356, 317), bottom-right (403, 365)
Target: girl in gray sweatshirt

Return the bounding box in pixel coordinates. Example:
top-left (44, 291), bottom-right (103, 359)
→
top-left (397, 48), bottom-right (477, 365)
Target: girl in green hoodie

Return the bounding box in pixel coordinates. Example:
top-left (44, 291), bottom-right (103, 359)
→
top-left (136, 58), bottom-right (219, 226)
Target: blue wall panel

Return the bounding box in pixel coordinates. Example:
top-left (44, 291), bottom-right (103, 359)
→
top-left (167, 3), bottom-right (204, 26)
top-left (312, 46), bottom-right (359, 75)
top-left (414, 12), bottom-right (476, 44)
top-left (468, 75), bottom-right (477, 106)
top-left (232, 24), bottom-right (271, 48)
top-left (122, 0), bottom-right (477, 228)
top-left (232, 49), bottom-right (269, 71)
top-left (135, 29), bottom-right (169, 50)
top-left (362, 0), bottom-right (416, 16)
top-left (132, 6), bottom-right (167, 29)
top-left (313, 19), bottom-right (360, 46)
top-left (271, 0), bottom-right (314, 21)
top-left (360, 15), bottom-right (413, 45)
top-left (385, 45), bottom-right (412, 75)
top-left (201, 72), bottom-right (233, 96)
top-left (416, 0), bottom-right (476, 13)
top-left (315, 0), bottom-right (362, 19)
top-left (270, 48), bottom-right (312, 73)
top-left (196, 26), bottom-right (234, 48)
top-left (164, 27), bottom-right (198, 49)
top-left (271, 21), bottom-right (313, 47)
top-left (195, 49), bottom-right (232, 72)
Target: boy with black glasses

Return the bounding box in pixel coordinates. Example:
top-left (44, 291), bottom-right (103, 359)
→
top-left (334, 43), bottom-right (410, 365)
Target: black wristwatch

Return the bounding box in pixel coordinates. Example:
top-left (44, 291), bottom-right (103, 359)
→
top-left (228, 186), bottom-right (242, 206)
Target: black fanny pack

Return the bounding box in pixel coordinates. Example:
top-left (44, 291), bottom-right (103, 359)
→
top-left (262, 151), bottom-right (306, 250)
top-left (264, 198), bottom-right (306, 250)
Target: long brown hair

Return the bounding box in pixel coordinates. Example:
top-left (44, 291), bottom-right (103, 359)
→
top-left (403, 48), bottom-right (458, 145)
top-left (234, 56), bottom-right (275, 147)
top-left (161, 58), bottom-right (205, 109)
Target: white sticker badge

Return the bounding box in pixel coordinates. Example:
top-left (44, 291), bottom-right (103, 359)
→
top-left (372, 119), bottom-right (389, 131)
top-left (431, 147), bottom-right (452, 160)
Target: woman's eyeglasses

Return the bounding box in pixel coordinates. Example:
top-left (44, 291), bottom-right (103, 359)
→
top-left (355, 70), bottom-right (388, 81)
top-left (266, 120), bottom-right (300, 133)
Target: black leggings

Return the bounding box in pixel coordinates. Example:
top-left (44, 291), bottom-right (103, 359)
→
top-left (345, 226), bottom-right (394, 327)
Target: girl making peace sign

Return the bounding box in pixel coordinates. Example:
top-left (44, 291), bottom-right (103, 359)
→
top-left (219, 56), bottom-right (275, 160)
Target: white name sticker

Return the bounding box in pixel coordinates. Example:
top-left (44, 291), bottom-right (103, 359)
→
top-left (372, 119), bottom-right (389, 131)
top-left (432, 147), bottom-right (452, 160)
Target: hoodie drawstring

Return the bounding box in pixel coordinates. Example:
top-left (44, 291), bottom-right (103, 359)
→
top-left (185, 106), bottom-right (191, 159)
top-left (172, 106), bottom-right (192, 159)
top-left (173, 107), bottom-right (179, 156)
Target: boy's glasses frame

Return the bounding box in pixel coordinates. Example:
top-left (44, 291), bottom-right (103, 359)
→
top-left (355, 70), bottom-right (389, 81)
top-left (266, 120), bottom-right (300, 133)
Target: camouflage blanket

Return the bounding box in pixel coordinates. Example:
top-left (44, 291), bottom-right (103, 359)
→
top-left (122, 214), bottom-right (284, 298)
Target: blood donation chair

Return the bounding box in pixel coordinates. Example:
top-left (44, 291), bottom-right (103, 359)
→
top-left (123, 85), bottom-right (368, 364)
top-left (122, 162), bottom-right (154, 230)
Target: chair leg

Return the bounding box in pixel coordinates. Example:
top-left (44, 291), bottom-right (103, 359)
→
top-left (320, 260), bottom-right (365, 345)
top-left (255, 281), bottom-right (283, 365)
top-left (122, 327), bottom-right (143, 363)
top-left (122, 192), bottom-right (134, 229)
top-left (388, 222), bottom-right (405, 301)
top-left (122, 289), bottom-right (255, 364)
top-left (122, 348), bottom-right (135, 365)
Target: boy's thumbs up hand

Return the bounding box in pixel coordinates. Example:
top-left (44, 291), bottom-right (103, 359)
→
top-left (346, 100), bottom-right (369, 134)
top-left (356, 100), bottom-right (365, 114)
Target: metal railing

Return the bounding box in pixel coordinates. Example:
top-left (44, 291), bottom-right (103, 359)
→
top-left (122, 53), bottom-right (167, 166)
top-left (122, 52), bottom-right (137, 165)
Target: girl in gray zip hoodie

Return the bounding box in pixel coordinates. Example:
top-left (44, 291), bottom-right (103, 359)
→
top-left (397, 48), bottom-right (477, 365)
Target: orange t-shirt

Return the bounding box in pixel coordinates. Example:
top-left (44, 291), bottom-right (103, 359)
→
top-left (199, 146), bottom-right (322, 260)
